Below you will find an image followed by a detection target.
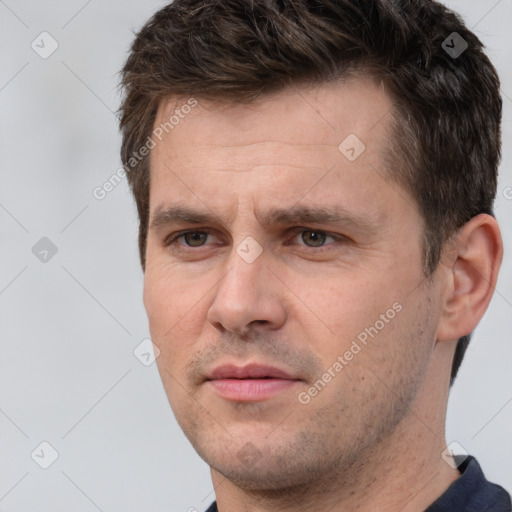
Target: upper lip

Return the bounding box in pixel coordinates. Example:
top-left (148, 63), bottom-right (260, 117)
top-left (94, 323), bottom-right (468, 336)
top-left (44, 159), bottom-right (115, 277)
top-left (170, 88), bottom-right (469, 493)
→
top-left (206, 363), bottom-right (299, 381)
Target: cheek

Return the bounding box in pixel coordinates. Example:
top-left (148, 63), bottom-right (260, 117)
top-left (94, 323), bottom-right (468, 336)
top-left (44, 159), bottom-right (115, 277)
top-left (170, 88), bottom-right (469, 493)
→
top-left (146, 272), bottom-right (201, 417)
top-left (299, 276), bottom-right (398, 347)
top-left (306, 293), bottom-right (431, 424)
top-left (296, 270), bottom-right (427, 400)
top-left (144, 267), bottom-right (211, 371)
top-left (144, 264), bottom-right (201, 329)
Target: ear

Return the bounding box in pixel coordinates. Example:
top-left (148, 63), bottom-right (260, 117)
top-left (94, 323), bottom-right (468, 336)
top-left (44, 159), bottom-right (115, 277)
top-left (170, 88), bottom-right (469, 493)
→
top-left (437, 214), bottom-right (503, 342)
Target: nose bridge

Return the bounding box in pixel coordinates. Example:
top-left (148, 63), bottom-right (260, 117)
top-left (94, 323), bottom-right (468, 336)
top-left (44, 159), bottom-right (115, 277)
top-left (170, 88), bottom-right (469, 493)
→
top-left (215, 237), bottom-right (266, 310)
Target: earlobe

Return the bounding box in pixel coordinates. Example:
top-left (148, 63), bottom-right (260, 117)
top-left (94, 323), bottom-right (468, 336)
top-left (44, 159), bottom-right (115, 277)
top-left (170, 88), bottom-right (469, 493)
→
top-left (437, 214), bottom-right (503, 342)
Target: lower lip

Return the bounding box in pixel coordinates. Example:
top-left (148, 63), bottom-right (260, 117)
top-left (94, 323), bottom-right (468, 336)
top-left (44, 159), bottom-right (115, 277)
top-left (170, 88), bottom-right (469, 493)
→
top-left (208, 378), bottom-right (300, 401)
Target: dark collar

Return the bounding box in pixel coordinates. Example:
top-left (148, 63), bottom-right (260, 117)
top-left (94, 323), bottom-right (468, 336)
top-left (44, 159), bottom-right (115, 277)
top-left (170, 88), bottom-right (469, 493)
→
top-left (425, 455), bottom-right (511, 512)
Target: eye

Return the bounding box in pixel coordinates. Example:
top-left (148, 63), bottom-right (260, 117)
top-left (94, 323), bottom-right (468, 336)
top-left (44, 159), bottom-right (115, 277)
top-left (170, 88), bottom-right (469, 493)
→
top-left (164, 230), bottom-right (218, 248)
top-left (179, 231), bottom-right (209, 247)
top-left (289, 229), bottom-right (342, 251)
top-left (297, 230), bottom-right (330, 247)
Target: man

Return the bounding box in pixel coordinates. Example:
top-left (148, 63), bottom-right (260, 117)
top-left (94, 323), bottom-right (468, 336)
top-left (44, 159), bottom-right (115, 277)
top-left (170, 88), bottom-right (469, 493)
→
top-left (119, 0), bottom-right (511, 510)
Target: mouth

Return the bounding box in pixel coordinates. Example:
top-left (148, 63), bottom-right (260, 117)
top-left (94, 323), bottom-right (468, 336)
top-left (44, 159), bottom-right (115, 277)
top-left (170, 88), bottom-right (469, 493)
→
top-left (205, 363), bottom-right (302, 402)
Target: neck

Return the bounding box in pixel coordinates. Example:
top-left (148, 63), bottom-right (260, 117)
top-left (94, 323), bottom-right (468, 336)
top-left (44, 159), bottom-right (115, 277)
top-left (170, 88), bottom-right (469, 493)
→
top-left (212, 341), bottom-right (461, 512)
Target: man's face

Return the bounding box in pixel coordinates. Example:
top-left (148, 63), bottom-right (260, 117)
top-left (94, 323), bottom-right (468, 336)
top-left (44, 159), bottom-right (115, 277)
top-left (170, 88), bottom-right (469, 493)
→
top-left (144, 79), bottom-right (443, 490)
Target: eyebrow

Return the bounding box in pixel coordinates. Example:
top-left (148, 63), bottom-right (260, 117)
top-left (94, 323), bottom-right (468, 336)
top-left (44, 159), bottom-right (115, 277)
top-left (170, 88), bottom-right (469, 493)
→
top-left (149, 204), bottom-right (379, 233)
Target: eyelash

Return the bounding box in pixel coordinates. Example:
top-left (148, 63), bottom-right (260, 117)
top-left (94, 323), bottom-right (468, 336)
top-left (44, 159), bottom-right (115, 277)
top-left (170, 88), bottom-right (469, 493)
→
top-left (163, 228), bottom-right (347, 254)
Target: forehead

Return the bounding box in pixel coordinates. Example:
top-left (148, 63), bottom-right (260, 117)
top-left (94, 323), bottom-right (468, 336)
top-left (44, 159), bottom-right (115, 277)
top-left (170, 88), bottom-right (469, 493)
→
top-left (152, 77), bottom-right (392, 159)
top-left (147, 77), bottom-right (410, 227)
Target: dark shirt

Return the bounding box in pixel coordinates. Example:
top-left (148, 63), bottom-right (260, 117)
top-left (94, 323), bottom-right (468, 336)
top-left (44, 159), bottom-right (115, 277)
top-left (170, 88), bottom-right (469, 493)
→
top-left (205, 456), bottom-right (511, 511)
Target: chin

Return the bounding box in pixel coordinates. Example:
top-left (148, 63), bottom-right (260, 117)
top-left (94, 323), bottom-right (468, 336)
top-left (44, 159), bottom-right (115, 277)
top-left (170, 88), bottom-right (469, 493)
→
top-left (192, 430), bottom-right (333, 493)
top-left (210, 455), bottom-right (312, 492)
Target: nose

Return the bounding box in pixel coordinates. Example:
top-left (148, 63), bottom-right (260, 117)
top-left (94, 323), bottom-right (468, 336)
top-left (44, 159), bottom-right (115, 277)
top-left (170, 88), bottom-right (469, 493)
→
top-left (206, 244), bottom-right (287, 338)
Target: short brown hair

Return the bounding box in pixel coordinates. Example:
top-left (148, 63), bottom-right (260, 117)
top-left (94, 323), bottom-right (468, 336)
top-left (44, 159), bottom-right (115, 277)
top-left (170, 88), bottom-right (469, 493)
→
top-left (118, 0), bottom-right (502, 386)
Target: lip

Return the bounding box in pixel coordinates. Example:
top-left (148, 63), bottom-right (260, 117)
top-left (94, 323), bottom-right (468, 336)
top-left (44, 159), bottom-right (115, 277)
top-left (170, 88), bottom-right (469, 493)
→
top-left (206, 363), bottom-right (301, 402)
top-left (207, 363), bottom-right (297, 381)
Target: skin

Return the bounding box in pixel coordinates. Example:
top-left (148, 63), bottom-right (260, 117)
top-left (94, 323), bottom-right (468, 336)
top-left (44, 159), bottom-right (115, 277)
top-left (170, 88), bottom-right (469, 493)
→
top-left (143, 77), bottom-right (503, 511)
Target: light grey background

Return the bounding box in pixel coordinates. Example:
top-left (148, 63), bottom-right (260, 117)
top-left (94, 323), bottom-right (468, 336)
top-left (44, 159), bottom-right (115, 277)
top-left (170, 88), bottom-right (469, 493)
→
top-left (0, 1), bottom-right (511, 511)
